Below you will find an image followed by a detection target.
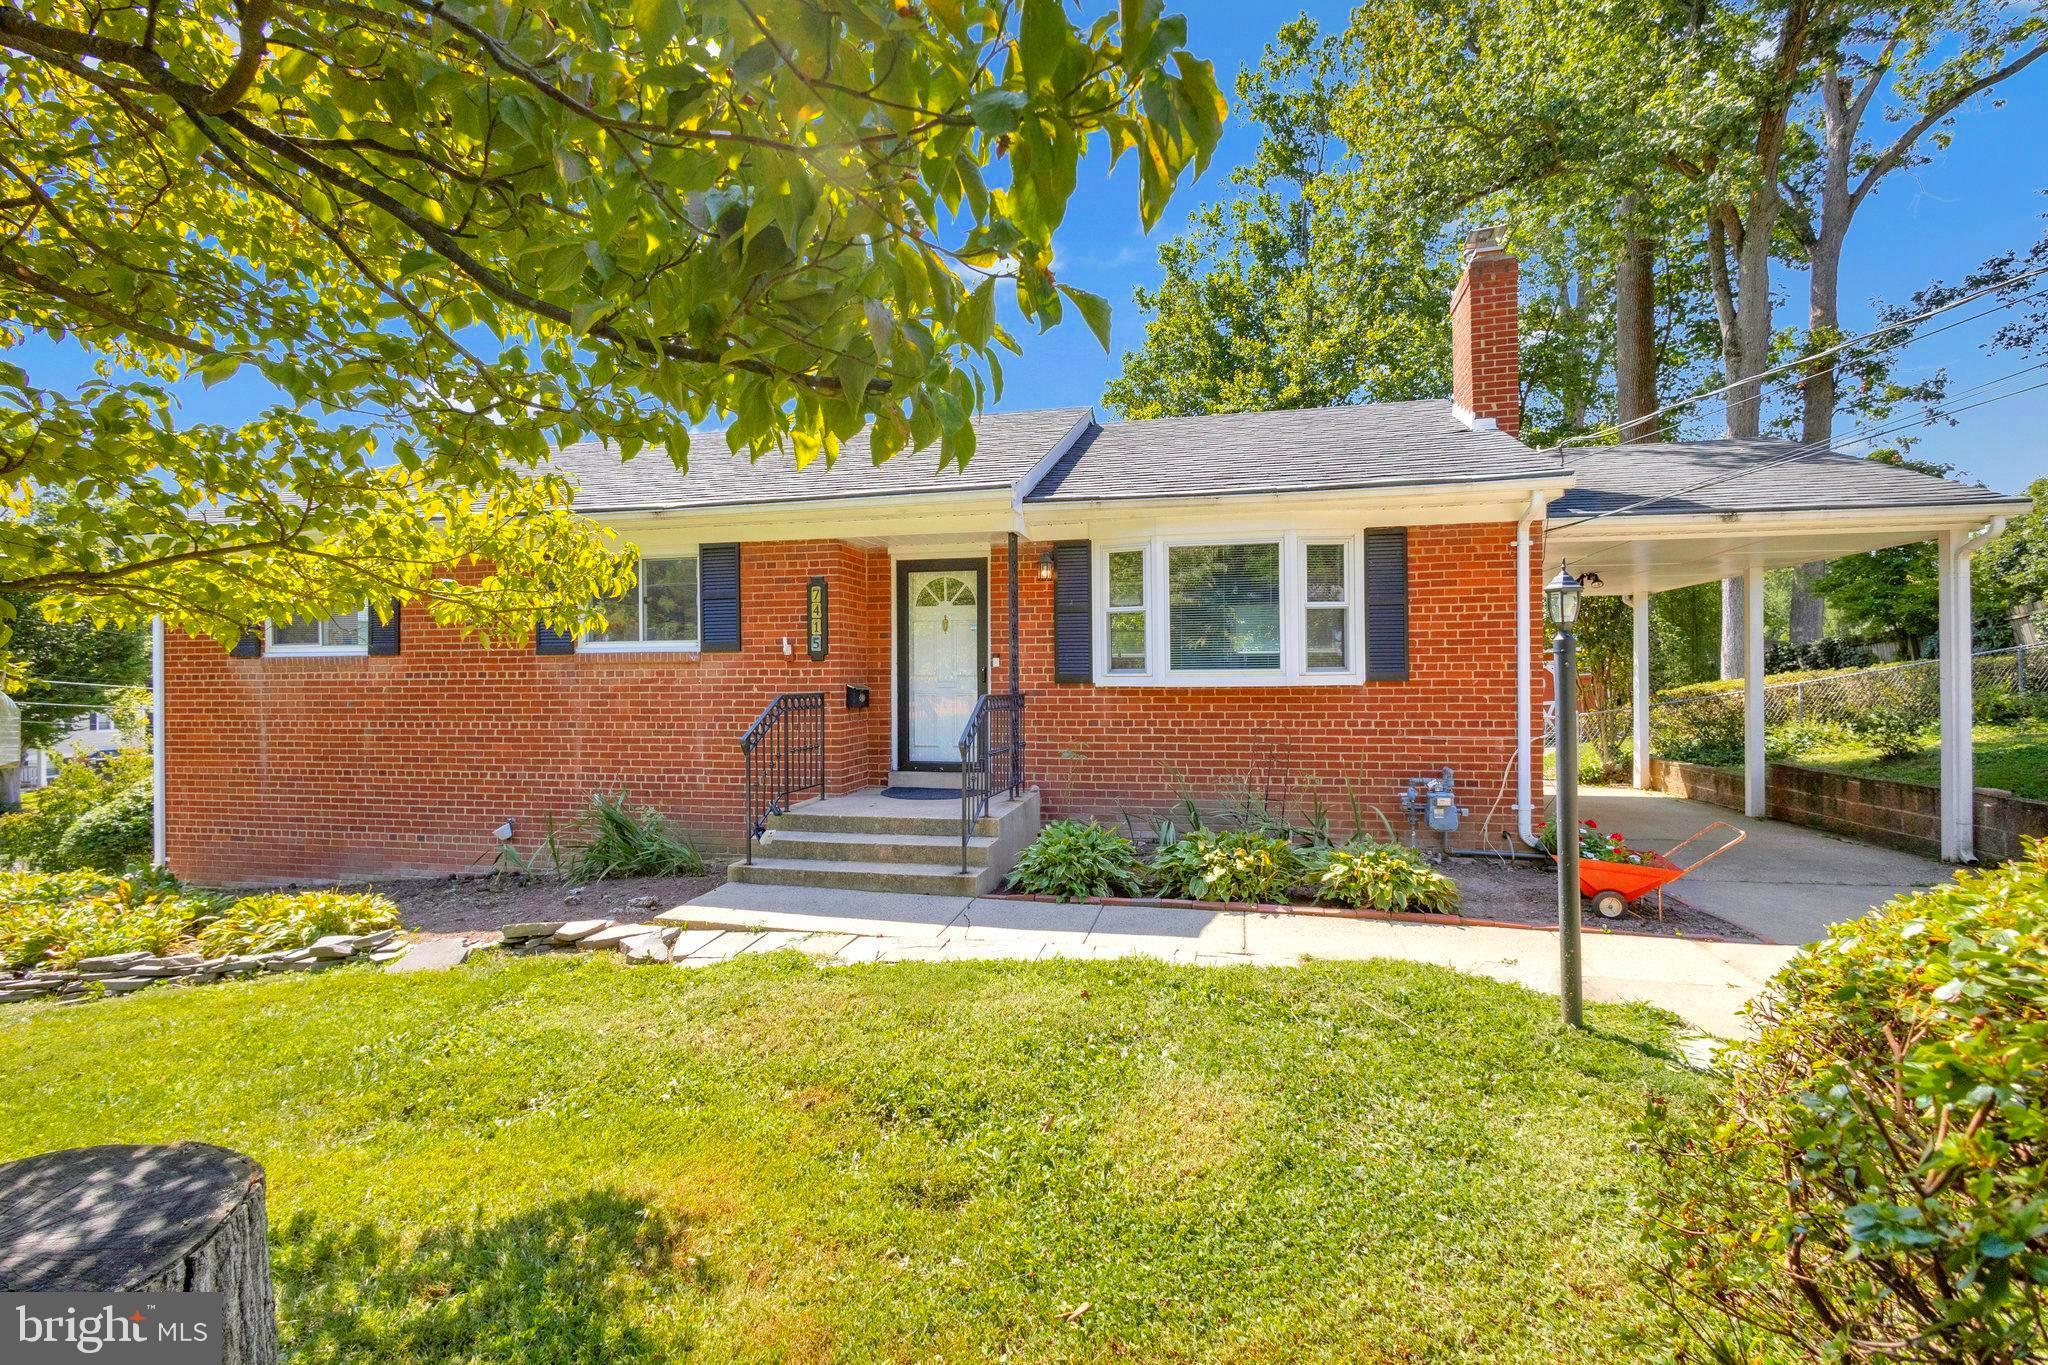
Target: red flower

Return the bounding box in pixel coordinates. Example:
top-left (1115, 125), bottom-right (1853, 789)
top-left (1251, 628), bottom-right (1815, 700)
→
top-left (1583, 819), bottom-right (1598, 829)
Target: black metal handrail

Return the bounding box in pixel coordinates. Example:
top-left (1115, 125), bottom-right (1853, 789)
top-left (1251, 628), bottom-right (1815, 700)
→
top-left (957, 691), bottom-right (1024, 872)
top-left (740, 692), bottom-right (825, 864)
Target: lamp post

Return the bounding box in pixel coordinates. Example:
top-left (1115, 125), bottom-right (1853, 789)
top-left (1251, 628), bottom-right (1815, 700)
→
top-left (1546, 561), bottom-right (1585, 1029)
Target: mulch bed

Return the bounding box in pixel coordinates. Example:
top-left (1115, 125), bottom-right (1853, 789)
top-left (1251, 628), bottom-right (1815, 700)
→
top-left (327, 870), bottom-right (727, 936)
top-left (991, 853), bottom-right (1765, 944)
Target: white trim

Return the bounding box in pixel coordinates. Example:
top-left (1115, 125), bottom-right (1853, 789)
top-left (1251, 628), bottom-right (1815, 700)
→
top-left (577, 640), bottom-right (702, 656)
top-left (1515, 494), bottom-right (1545, 847)
top-left (1631, 590), bottom-right (1652, 791)
top-left (1549, 502), bottom-right (2028, 542)
top-left (1011, 409), bottom-right (1096, 514)
top-left (1743, 563), bottom-right (1766, 819)
top-left (1090, 531), bottom-right (1366, 687)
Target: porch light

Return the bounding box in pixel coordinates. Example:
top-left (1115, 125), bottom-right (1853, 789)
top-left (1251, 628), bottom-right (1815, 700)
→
top-left (1038, 551), bottom-right (1055, 581)
top-left (1544, 562), bottom-right (1584, 628)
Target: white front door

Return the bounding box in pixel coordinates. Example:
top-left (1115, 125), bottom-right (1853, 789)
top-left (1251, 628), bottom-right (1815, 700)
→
top-left (904, 567), bottom-right (983, 766)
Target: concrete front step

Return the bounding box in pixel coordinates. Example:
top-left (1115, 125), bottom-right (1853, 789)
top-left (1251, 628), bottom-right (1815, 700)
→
top-left (770, 807), bottom-right (997, 838)
top-left (756, 827), bottom-right (995, 866)
top-left (728, 855), bottom-right (1000, 897)
top-left (886, 769), bottom-right (961, 790)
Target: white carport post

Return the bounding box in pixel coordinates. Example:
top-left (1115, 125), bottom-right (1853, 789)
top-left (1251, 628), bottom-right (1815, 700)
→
top-left (1743, 563), bottom-right (1766, 819)
top-left (1938, 528), bottom-right (1975, 862)
top-left (1631, 591), bottom-right (1651, 789)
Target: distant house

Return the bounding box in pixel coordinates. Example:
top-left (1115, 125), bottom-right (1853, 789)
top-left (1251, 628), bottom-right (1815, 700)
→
top-left (20, 710), bottom-right (132, 792)
top-left (154, 232), bottom-right (2028, 886)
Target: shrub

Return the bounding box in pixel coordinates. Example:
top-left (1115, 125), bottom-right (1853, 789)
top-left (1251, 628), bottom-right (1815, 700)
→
top-left (0, 750), bottom-right (150, 871)
top-left (1768, 717), bottom-right (1856, 760)
top-left (1006, 821), bottom-right (1144, 901)
top-left (1849, 703), bottom-right (1927, 760)
top-left (569, 792), bottom-right (704, 880)
top-left (1148, 829), bottom-right (1301, 904)
top-left (1640, 840), bottom-right (2048, 1361)
top-left (1975, 682), bottom-right (2048, 726)
top-left (0, 869), bottom-right (211, 970)
top-left (51, 779), bottom-right (154, 872)
top-left (1532, 818), bottom-right (1646, 865)
top-left (1305, 842), bottom-right (1460, 914)
top-left (1657, 698), bottom-right (1747, 767)
top-left (193, 890), bottom-right (400, 957)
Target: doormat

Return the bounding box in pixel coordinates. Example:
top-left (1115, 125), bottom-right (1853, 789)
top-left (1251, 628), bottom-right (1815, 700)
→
top-left (880, 786), bottom-right (959, 800)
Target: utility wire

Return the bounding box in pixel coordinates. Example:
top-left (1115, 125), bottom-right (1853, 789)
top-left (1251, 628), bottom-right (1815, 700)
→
top-left (1535, 264), bottom-right (2048, 456)
top-left (1549, 359), bottom-right (2048, 532)
top-left (15, 678), bottom-right (151, 690)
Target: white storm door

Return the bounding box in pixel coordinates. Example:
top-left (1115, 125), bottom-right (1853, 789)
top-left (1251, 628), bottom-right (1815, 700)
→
top-left (905, 568), bottom-right (983, 765)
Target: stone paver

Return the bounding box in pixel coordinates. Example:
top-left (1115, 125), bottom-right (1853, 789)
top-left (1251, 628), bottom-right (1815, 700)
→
top-left (384, 937), bottom-right (471, 973)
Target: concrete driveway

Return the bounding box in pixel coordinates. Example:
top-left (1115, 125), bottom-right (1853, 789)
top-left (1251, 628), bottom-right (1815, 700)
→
top-left (1578, 786), bottom-right (1948, 944)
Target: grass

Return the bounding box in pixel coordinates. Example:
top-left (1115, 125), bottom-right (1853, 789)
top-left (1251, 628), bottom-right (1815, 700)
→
top-left (1789, 721), bottom-right (2048, 799)
top-left (0, 952), bottom-right (1706, 1362)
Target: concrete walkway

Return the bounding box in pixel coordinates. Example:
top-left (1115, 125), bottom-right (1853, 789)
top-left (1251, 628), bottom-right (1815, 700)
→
top-left (1578, 786), bottom-right (1948, 944)
top-left (661, 883), bottom-right (1798, 1038)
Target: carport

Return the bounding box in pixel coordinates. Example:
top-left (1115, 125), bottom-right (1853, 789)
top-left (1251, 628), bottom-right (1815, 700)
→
top-left (1548, 438), bottom-right (2028, 861)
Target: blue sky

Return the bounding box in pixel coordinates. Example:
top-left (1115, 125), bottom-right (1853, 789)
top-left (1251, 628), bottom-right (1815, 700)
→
top-left (15, 1), bottom-right (2047, 496)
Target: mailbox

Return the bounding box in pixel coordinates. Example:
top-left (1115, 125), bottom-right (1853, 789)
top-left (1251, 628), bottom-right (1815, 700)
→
top-left (845, 685), bottom-right (870, 710)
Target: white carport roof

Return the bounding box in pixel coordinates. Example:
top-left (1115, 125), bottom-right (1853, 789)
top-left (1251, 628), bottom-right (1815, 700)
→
top-left (1545, 439), bottom-right (2029, 594)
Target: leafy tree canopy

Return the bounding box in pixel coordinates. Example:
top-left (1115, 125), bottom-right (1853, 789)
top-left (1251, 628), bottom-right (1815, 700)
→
top-left (0, 0), bottom-right (1225, 651)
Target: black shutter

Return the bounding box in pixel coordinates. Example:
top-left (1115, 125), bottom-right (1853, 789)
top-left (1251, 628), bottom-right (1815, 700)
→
top-left (1364, 528), bottom-right (1409, 681)
top-left (367, 603), bottom-right (401, 656)
top-left (535, 621), bottom-right (577, 655)
top-left (1053, 540), bottom-right (1091, 683)
top-left (229, 628), bottom-right (263, 659)
top-left (701, 543), bottom-right (741, 651)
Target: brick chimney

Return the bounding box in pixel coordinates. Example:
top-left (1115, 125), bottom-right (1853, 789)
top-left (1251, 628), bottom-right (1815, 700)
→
top-left (1450, 226), bottom-right (1520, 436)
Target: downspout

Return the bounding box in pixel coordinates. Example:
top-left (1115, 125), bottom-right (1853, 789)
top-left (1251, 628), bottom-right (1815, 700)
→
top-left (1516, 493), bottom-right (1547, 848)
top-left (150, 617), bottom-right (166, 868)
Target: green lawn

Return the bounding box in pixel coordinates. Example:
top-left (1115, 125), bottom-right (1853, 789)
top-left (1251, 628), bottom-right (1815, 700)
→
top-left (1791, 722), bottom-right (2048, 799)
top-left (0, 953), bottom-right (1705, 1362)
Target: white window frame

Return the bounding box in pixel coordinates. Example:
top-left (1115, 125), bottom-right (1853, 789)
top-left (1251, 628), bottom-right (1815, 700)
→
top-left (1302, 539), bottom-right (1353, 673)
top-left (266, 607), bottom-right (370, 657)
top-left (579, 552), bottom-right (703, 653)
top-left (1092, 532), bottom-right (1364, 687)
top-left (1103, 545), bottom-right (1150, 675)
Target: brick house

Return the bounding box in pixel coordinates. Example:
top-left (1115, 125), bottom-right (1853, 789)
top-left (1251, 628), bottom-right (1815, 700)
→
top-left (154, 233), bottom-right (2028, 887)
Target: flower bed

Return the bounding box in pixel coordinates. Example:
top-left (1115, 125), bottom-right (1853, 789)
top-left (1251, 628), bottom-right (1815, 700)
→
top-left (0, 871), bottom-right (403, 1004)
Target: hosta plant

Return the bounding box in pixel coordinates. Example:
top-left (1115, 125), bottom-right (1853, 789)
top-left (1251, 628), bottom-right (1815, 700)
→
top-left (193, 891), bottom-right (400, 958)
top-left (1307, 843), bottom-right (1461, 914)
top-left (1006, 821), bottom-right (1144, 901)
top-left (1148, 830), bottom-right (1301, 904)
top-left (0, 869), bottom-right (213, 970)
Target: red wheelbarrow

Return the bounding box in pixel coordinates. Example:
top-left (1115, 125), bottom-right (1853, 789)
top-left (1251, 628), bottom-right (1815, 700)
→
top-left (1571, 822), bottom-right (1746, 921)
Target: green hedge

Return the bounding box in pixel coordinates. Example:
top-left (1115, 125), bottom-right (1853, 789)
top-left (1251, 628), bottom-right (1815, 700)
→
top-left (1642, 839), bottom-right (2048, 1358)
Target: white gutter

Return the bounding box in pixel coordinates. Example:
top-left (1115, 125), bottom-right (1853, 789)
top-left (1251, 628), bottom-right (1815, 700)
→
top-left (150, 616), bottom-right (166, 868)
top-left (1516, 492), bottom-right (1547, 848)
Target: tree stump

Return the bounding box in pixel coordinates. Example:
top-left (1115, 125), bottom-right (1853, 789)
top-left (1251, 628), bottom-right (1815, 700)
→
top-left (0, 1143), bottom-right (279, 1364)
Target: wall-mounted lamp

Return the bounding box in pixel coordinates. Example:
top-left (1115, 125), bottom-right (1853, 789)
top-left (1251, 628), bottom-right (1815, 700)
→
top-left (1038, 551), bottom-right (1056, 581)
top-left (780, 636), bottom-right (794, 657)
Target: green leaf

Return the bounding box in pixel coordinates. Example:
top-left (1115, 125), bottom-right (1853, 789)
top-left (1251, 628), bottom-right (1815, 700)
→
top-left (1057, 284), bottom-right (1112, 351)
top-left (968, 89), bottom-right (1029, 137)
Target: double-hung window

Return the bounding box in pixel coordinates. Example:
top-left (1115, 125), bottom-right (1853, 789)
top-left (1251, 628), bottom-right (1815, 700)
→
top-left (587, 554), bottom-right (700, 649)
top-left (1105, 548), bottom-right (1148, 673)
top-left (1095, 533), bottom-right (1363, 685)
top-left (268, 608), bottom-right (368, 655)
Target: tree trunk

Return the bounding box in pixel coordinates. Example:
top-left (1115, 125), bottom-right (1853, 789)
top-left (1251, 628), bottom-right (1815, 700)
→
top-left (0, 1143), bottom-right (280, 1365)
top-left (1614, 194), bottom-right (1659, 442)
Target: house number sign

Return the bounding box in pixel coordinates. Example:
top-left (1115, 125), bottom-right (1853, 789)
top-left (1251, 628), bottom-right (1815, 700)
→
top-left (806, 577), bottom-right (828, 660)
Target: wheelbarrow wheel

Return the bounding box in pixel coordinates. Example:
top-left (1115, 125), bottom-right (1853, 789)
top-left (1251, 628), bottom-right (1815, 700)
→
top-left (1591, 889), bottom-right (1629, 920)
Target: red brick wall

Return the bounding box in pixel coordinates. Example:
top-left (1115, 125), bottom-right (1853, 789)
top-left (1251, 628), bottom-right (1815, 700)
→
top-left (994, 522), bottom-right (1544, 847)
top-left (163, 541), bottom-right (896, 885)
top-left (164, 523), bottom-right (1543, 883)
top-left (1451, 246), bottom-right (1521, 436)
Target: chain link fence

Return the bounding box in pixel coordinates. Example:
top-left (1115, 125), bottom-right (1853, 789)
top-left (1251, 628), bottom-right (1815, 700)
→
top-left (1578, 644), bottom-right (2048, 761)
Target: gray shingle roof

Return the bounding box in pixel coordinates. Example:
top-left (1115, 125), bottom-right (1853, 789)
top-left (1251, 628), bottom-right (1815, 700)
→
top-left (1549, 439), bottom-right (2027, 521)
top-left (1022, 400), bottom-right (1564, 502)
top-left (545, 407), bottom-right (1089, 512)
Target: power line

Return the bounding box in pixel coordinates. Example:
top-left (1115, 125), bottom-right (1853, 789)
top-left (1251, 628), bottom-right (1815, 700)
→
top-left (1538, 264), bottom-right (2048, 456)
top-left (15, 678), bottom-right (151, 690)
